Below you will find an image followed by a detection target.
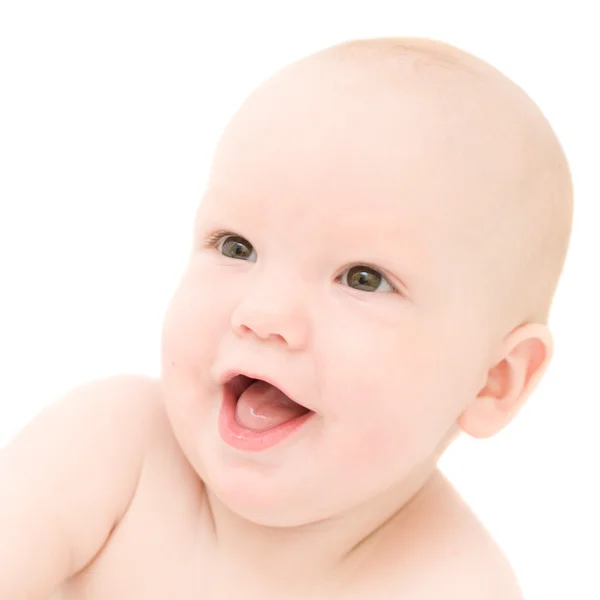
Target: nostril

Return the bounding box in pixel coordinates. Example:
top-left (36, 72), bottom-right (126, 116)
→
top-left (233, 320), bottom-right (287, 344)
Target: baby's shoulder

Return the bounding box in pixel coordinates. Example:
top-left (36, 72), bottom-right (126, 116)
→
top-left (54, 375), bottom-right (208, 598)
top-left (407, 534), bottom-right (525, 599)
top-left (2, 373), bottom-right (173, 600)
top-left (349, 478), bottom-right (524, 599)
top-left (395, 507), bottom-right (524, 599)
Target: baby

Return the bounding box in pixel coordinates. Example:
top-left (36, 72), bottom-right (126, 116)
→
top-left (1, 37), bottom-right (573, 599)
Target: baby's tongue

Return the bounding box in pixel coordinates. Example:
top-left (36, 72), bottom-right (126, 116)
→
top-left (235, 379), bottom-right (308, 432)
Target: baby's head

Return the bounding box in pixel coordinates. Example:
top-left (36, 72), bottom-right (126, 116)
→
top-left (160, 38), bottom-right (573, 527)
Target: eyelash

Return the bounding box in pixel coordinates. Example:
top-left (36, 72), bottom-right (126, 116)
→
top-left (203, 229), bottom-right (238, 250)
top-left (202, 230), bottom-right (398, 293)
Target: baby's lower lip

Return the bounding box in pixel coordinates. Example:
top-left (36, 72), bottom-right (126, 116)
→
top-left (218, 385), bottom-right (314, 452)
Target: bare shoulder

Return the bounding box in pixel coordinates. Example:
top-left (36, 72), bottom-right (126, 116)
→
top-left (37, 372), bottom-right (168, 472)
top-left (416, 532), bottom-right (525, 600)
top-left (381, 521), bottom-right (525, 600)
top-left (0, 372), bottom-right (166, 598)
top-left (404, 482), bottom-right (525, 600)
top-left (349, 472), bottom-right (525, 599)
top-left (98, 372), bottom-right (165, 432)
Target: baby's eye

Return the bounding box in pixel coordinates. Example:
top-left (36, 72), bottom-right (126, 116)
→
top-left (220, 235), bottom-right (255, 260)
top-left (338, 265), bottom-right (396, 293)
top-left (205, 231), bottom-right (257, 261)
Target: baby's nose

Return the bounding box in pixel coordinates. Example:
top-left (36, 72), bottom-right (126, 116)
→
top-left (229, 286), bottom-right (310, 350)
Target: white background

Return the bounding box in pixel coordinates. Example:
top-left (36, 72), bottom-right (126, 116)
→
top-left (0, 1), bottom-right (598, 598)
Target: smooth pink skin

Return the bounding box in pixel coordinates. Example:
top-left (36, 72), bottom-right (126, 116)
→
top-left (159, 55), bottom-right (552, 581)
top-left (163, 64), bottom-right (483, 507)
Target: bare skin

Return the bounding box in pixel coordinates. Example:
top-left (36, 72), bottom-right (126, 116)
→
top-left (2, 38), bottom-right (572, 599)
top-left (45, 377), bottom-right (522, 600)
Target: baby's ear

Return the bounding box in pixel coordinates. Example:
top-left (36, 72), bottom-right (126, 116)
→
top-left (457, 323), bottom-right (553, 439)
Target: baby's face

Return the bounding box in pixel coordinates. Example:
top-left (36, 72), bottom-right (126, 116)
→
top-left (161, 62), bottom-right (499, 526)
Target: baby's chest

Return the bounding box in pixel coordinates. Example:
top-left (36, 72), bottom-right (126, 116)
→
top-left (54, 522), bottom-right (433, 600)
top-left (53, 514), bottom-right (392, 600)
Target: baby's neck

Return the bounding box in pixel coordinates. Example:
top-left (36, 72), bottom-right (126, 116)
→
top-left (203, 464), bottom-right (444, 591)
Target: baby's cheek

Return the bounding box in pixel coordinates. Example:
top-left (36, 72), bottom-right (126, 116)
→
top-left (337, 377), bottom-right (435, 467)
top-left (338, 415), bottom-right (421, 479)
top-left (161, 288), bottom-right (221, 386)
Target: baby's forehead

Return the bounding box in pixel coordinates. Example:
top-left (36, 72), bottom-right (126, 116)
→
top-left (206, 71), bottom-right (505, 232)
top-left (198, 181), bottom-right (461, 278)
top-left (202, 127), bottom-right (477, 257)
top-left (201, 52), bottom-right (533, 270)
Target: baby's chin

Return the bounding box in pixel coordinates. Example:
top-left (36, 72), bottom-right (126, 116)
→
top-left (200, 453), bottom-right (412, 531)
top-left (203, 467), bottom-right (327, 528)
top-left (201, 458), bottom-right (364, 529)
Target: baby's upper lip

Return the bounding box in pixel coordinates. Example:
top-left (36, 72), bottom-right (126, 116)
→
top-left (219, 368), bottom-right (311, 411)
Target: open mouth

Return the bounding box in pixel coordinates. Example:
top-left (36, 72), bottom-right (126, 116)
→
top-left (225, 374), bottom-right (311, 433)
top-left (218, 373), bottom-right (314, 451)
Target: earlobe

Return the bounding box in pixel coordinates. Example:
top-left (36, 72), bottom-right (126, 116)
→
top-left (457, 323), bottom-right (554, 439)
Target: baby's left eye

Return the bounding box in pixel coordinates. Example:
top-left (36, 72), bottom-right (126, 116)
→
top-left (337, 265), bottom-right (396, 293)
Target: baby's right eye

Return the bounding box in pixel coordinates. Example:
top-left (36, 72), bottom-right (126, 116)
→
top-left (204, 231), bottom-right (256, 261)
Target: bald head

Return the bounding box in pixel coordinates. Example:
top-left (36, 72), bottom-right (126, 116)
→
top-left (208, 37), bottom-right (573, 333)
top-left (304, 38), bottom-right (574, 329)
